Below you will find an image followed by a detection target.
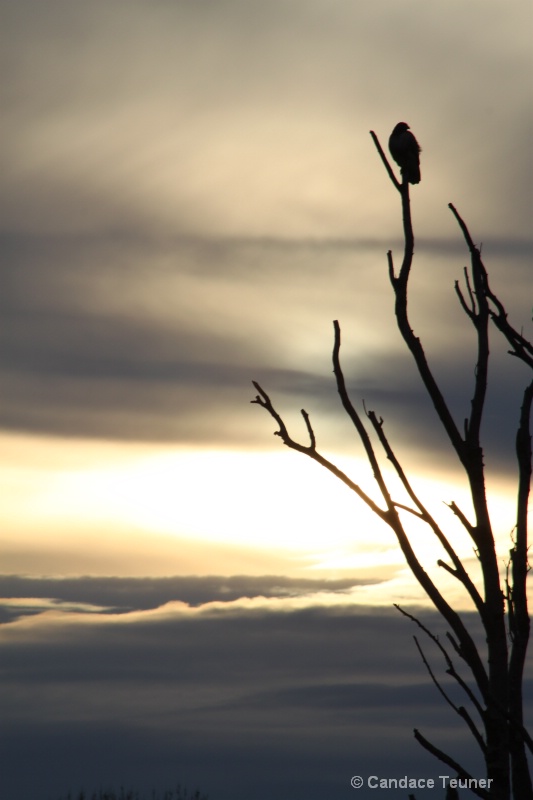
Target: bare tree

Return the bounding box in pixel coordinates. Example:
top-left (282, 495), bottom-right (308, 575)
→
top-left (251, 131), bottom-right (532, 799)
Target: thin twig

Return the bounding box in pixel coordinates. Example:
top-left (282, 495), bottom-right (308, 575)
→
top-left (369, 130), bottom-right (401, 191)
top-left (394, 604), bottom-right (485, 719)
top-left (366, 406), bottom-right (484, 613)
top-left (251, 380), bottom-right (389, 521)
top-left (413, 635), bottom-right (486, 754)
top-left (413, 730), bottom-right (490, 800)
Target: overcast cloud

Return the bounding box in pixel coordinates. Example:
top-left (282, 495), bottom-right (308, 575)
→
top-left (1, 1), bottom-right (532, 798)
top-left (4, 578), bottom-right (526, 800)
top-left (2, 0), bottom-right (532, 468)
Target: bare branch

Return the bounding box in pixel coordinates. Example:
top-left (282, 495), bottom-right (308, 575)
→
top-left (386, 250), bottom-right (396, 283)
top-left (446, 501), bottom-right (477, 540)
top-left (454, 267), bottom-right (476, 321)
top-left (395, 604), bottom-right (485, 720)
top-left (437, 559), bottom-right (459, 578)
top-left (334, 326), bottom-right (490, 698)
top-left (332, 320), bottom-right (395, 515)
top-left (486, 291), bottom-right (533, 369)
top-left (365, 406), bottom-right (484, 613)
top-left (508, 377), bottom-right (533, 788)
top-left (251, 380), bottom-right (389, 522)
top-left (392, 501), bottom-right (425, 519)
top-left (455, 231), bottom-right (490, 448)
top-left (369, 130), bottom-right (401, 191)
top-left (251, 381), bottom-right (290, 443)
top-left (369, 137), bottom-right (466, 465)
top-left (300, 409), bottom-right (316, 451)
top-left (413, 635), bottom-right (486, 754)
top-left (413, 730), bottom-right (490, 799)
top-left (449, 202), bottom-right (533, 370)
top-left (255, 337), bottom-right (492, 709)
top-left (252, 130), bottom-right (532, 795)
top-left (512, 378), bottom-right (533, 598)
top-left (254, 355), bottom-right (491, 704)
top-left (447, 204), bottom-right (533, 793)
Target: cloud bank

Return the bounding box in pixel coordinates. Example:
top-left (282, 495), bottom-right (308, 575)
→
top-left (3, 577), bottom-right (522, 800)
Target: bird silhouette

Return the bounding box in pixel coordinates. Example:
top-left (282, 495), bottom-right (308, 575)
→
top-left (388, 122), bottom-right (421, 184)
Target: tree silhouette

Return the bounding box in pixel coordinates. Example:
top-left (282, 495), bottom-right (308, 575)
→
top-left (251, 130), bottom-right (532, 799)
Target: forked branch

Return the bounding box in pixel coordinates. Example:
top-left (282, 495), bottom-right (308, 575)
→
top-left (251, 380), bottom-right (389, 522)
top-left (252, 128), bottom-right (531, 797)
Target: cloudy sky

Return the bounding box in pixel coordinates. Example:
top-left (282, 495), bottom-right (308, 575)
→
top-left (1, 1), bottom-right (532, 798)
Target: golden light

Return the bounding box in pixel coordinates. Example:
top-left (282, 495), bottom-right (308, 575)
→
top-left (1, 432), bottom-right (522, 608)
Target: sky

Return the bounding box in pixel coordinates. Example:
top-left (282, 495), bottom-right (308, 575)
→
top-left (1, 1), bottom-right (532, 799)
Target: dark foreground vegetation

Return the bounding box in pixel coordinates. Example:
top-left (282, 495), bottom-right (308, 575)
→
top-left (54, 787), bottom-right (208, 800)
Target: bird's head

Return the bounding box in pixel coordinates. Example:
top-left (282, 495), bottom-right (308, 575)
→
top-left (393, 122), bottom-right (410, 134)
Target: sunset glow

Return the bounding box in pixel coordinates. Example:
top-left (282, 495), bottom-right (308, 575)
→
top-left (2, 431), bottom-right (522, 612)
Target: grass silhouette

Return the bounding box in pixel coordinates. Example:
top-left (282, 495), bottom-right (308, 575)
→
top-left (54, 787), bottom-right (208, 800)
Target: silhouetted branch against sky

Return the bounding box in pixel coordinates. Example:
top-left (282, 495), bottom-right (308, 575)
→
top-left (2, 5), bottom-right (532, 798)
top-left (252, 125), bottom-right (532, 798)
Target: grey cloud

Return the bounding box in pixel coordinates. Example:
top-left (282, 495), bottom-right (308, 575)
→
top-left (2, 596), bottom-right (522, 800)
top-left (2, 228), bottom-right (529, 477)
top-left (340, 350), bottom-right (530, 476)
top-left (1, 1), bottom-right (531, 240)
top-left (0, 574), bottom-right (378, 623)
top-left (1, 716), bottom-right (468, 800)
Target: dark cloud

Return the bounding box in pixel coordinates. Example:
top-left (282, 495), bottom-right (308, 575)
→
top-left (2, 230), bottom-right (530, 478)
top-left (2, 590), bottom-right (514, 800)
top-left (0, 574), bottom-right (377, 623)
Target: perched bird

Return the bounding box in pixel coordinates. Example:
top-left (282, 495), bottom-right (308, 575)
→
top-left (388, 122), bottom-right (421, 184)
